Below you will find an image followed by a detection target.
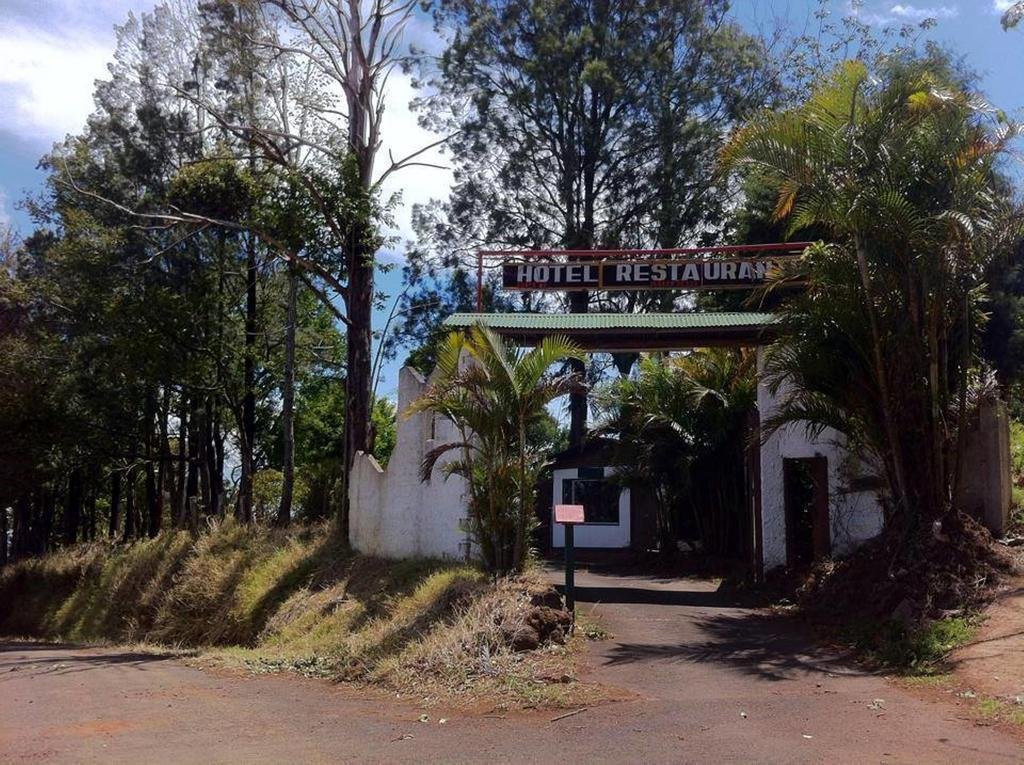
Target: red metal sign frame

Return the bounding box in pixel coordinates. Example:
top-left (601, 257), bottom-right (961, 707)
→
top-left (474, 242), bottom-right (813, 312)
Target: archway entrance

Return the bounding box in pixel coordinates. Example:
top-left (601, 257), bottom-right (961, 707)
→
top-left (444, 310), bottom-right (777, 574)
top-left (433, 242), bottom-right (887, 579)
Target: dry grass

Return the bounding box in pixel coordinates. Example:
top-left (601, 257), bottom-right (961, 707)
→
top-left (0, 521), bottom-right (596, 708)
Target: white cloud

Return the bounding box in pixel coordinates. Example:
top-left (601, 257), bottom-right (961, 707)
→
top-left (0, 1), bottom-right (154, 144)
top-left (852, 1), bottom-right (961, 24)
top-left (0, 189), bottom-right (10, 229)
top-left (0, 23), bottom-right (113, 143)
top-left (375, 72), bottom-right (454, 253)
top-left (1, 0), bottom-right (146, 29)
top-left (889, 4), bottom-right (959, 20)
top-left (0, 2), bottom-right (454, 252)
top-left (995, 1), bottom-right (1015, 11)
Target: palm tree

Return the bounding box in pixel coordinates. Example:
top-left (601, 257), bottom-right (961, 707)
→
top-left (721, 60), bottom-right (1019, 527)
top-left (596, 348), bottom-right (756, 556)
top-left (408, 324), bottom-right (583, 574)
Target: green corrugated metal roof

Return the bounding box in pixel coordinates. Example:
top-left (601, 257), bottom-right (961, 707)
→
top-left (443, 312), bottom-right (778, 331)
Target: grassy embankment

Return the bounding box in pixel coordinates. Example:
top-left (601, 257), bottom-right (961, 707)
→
top-left (0, 522), bottom-right (595, 708)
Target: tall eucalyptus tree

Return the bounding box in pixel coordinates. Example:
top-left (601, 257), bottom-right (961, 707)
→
top-left (402, 0), bottom-right (773, 444)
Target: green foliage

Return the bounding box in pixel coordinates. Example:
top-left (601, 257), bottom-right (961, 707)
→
top-left (0, 0), bottom-right (376, 543)
top-left (371, 398), bottom-right (397, 467)
top-left (847, 617), bottom-right (976, 674)
top-left (1009, 420), bottom-right (1024, 532)
top-left (1009, 503), bottom-right (1024, 537)
top-left (527, 410), bottom-right (569, 455)
top-left (168, 159), bottom-right (257, 222)
top-left (596, 349), bottom-right (756, 555)
top-left (982, 251), bottom-right (1024, 388)
top-left (722, 59), bottom-right (1019, 523)
top-left (1011, 420), bottom-right (1024, 488)
top-left (409, 325), bottom-right (583, 574)
top-left (276, 377), bottom-right (396, 519)
top-left (252, 469), bottom-right (285, 521)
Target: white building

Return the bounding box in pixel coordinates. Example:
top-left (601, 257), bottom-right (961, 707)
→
top-left (349, 313), bottom-right (1009, 575)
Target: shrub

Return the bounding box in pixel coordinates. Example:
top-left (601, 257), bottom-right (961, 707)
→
top-left (848, 617), bottom-right (976, 674)
top-left (409, 325), bottom-right (582, 574)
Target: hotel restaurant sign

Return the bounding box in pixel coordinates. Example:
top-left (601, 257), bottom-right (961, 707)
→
top-left (502, 256), bottom-right (797, 292)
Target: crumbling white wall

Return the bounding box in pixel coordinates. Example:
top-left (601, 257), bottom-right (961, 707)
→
top-left (957, 400), bottom-right (1012, 536)
top-left (757, 348), bottom-right (885, 571)
top-left (349, 366), bottom-right (472, 560)
top-left (352, 353), bottom-right (892, 569)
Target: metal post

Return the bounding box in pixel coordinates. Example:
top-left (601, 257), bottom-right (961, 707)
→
top-left (564, 523), bottom-right (575, 622)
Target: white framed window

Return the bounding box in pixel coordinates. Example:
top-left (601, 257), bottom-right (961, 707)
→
top-left (552, 467), bottom-right (630, 548)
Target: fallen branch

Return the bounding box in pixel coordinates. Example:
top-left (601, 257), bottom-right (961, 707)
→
top-left (550, 707), bottom-right (587, 723)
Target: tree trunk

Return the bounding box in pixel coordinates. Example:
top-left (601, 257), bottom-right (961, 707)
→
top-left (85, 489), bottom-right (97, 542)
top-left (0, 499), bottom-right (8, 567)
top-left (343, 237), bottom-right (374, 534)
top-left (341, 45), bottom-right (383, 534)
top-left (185, 398), bottom-right (200, 525)
top-left (238, 233), bottom-right (257, 524)
top-left (11, 495), bottom-right (29, 561)
top-left (854, 236), bottom-right (911, 518)
top-left (144, 392), bottom-right (159, 538)
top-left (144, 461), bottom-right (156, 536)
top-left (278, 263), bottom-right (298, 526)
top-left (213, 232), bottom-right (227, 520)
top-left (144, 457), bottom-right (158, 537)
top-left (210, 398), bottom-right (225, 518)
top-left (566, 216), bottom-right (591, 450)
top-left (564, 54), bottom-right (608, 452)
top-left (174, 394), bottom-right (188, 527)
top-left (40, 488), bottom-right (55, 554)
top-left (123, 469), bottom-right (136, 543)
top-left (200, 398), bottom-right (213, 520)
top-left (196, 400), bottom-right (212, 522)
top-left (150, 460), bottom-right (165, 538)
top-left (155, 389), bottom-right (173, 535)
top-left (109, 470), bottom-right (122, 539)
top-left (64, 468), bottom-right (83, 546)
top-left (567, 290), bottom-right (588, 449)
top-left (84, 467), bottom-right (98, 541)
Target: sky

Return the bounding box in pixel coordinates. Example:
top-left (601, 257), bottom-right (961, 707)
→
top-left (0, 0), bottom-right (1021, 397)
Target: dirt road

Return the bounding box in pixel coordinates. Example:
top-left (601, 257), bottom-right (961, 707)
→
top-left (949, 584), bottom-right (1024, 701)
top-left (2, 569), bottom-right (1021, 764)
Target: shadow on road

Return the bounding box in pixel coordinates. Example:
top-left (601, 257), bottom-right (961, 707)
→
top-left (0, 640), bottom-right (76, 652)
top-left (568, 583), bottom-right (738, 609)
top-left (0, 642), bottom-right (182, 680)
top-left (599, 611), bottom-right (864, 682)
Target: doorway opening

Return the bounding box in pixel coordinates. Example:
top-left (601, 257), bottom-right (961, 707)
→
top-left (783, 456), bottom-right (829, 569)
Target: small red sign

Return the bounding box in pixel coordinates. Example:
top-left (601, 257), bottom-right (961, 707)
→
top-left (554, 504), bottom-right (585, 524)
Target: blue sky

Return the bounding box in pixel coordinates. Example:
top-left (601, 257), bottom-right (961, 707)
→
top-left (0, 0), bottom-right (1021, 397)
